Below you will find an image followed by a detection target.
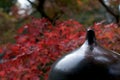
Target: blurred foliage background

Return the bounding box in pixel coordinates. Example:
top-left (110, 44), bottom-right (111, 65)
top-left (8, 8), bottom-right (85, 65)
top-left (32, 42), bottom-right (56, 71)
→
top-left (0, 0), bottom-right (119, 44)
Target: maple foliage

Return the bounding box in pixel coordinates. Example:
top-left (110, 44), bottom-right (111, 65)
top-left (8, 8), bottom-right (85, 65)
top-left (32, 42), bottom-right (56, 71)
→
top-left (0, 18), bottom-right (119, 80)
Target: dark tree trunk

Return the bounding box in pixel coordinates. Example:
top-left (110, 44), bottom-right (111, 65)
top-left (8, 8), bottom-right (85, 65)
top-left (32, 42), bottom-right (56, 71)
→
top-left (27, 0), bottom-right (52, 22)
top-left (37, 0), bottom-right (52, 22)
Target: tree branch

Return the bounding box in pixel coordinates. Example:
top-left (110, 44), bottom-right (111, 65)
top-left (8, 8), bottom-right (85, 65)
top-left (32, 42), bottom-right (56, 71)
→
top-left (99, 0), bottom-right (119, 24)
top-left (27, 0), bottom-right (37, 7)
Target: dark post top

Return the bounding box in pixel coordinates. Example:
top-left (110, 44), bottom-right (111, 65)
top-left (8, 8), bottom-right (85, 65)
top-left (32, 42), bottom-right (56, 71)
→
top-left (86, 29), bottom-right (96, 45)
